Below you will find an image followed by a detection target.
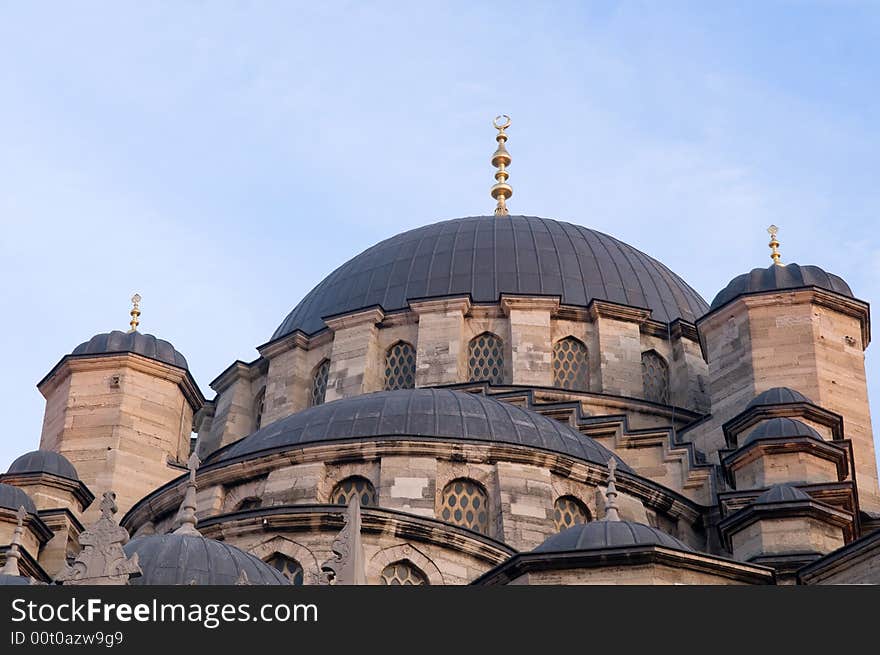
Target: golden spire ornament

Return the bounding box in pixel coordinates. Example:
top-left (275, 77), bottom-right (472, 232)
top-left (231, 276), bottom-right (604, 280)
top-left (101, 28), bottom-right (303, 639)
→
top-left (767, 225), bottom-right (782, 266)
top-left (128, 293), bottom-right (141, 333)
top-left (490, 115), bottom-right (513, 216)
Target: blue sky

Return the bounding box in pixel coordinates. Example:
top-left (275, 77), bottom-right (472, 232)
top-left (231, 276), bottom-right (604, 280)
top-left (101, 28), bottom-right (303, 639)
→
top-left (1, 2), bottom-right (878, 471)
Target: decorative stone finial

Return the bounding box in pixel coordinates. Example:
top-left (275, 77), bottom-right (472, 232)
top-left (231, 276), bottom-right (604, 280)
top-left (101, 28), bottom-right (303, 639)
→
top-left (56, 491), bottom-right (141, 585)
top-left (173, 452), bottom-right (201, 535)
top-left (320, 496), bottom-right (366, 585)
top-left (1, 505), bottom-right (27, 576)
top-left (603, 458), bottom-right (621, 522)
top-left (767, 225), bottom-right (782, 266)
top-left (128, 293), bottom-right (141, 333)
top-left (490, 115), bottom-right (513, 216)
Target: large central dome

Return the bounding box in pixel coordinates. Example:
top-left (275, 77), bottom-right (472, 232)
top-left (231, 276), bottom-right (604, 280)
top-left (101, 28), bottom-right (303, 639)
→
top-left (272, 216), bottom-right (708, 340)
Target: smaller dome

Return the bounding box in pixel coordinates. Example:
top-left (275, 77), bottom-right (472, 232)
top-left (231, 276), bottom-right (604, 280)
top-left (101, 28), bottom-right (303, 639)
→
top-left (710, 263), bottom-right (853, 310)
top-left (534, 520), bottom-right (692, 553)
top-left (123, 533), bottom-right (289, 585)
top-left (72, 330), bottom-right (188, 370)
top-left (0, 483), bottom-right (36, 515)
top-left (7, 450), bottom-right (78, 481)
top-left (742, 417), bottom-right (823, 446)
top-left (754, 483), bottom-right (811, 505)
top-left (746, 387), bottom-right (812, 409)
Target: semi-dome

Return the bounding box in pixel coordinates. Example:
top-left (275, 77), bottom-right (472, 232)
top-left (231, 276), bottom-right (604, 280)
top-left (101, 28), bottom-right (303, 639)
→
top-left (754, 483), bottom-right (811, 505)
top-left (7, 450), bottom-right (78, 481)
top-left (746, 387), bottom-right (811, 409)
top-left (534, 520), bottom-right (692, 553)
top-left (209, 388), bottom-right (632, 472)
top-left (272, 216), bottom-right (709, 340)
top-left (72, 330), bottom-right (188, 370)
top-left (741, 417), bottom-right (823, 446)
top-left (710, 263), bottom-right (853, 310)
top-left (0, 483), bottom-right (36, 515)
top-left (123, 533), bottom-right (289, 585)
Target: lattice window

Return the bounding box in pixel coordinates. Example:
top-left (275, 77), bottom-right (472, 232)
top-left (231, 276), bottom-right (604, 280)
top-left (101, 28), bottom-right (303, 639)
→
top-left (439, 478), bottom-right (489, 534)
top-left (310, 359), bottom-right (330, 407)
top-left (379, 560), bottom-right (428, 586)
top-left (267, 554), bottom-right (304, 585)
top-left (253, 388), bottom-right (266, 430)
top-left (553, 496), bottom-right (590, 532)
top-left (467, 332), bottom-right (504, 385)
top-left (552, 337), bottom-right (589, 391)
top-left (384, 341), bottom-right (416, 390)
top-left (330, 476), bottom-right (377, 507)
top-left (641, 350), bottom-right (669, 404)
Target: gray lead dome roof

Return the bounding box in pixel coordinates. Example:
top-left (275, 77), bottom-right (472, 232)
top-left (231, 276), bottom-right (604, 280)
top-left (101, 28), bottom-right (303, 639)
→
top-left (210, 388), bottom-right (632, 472)
top-left (7, 450), bottom-right (79, 481)
top-left (535, 520), bottom-right (692, 553)
top-left (0, 483), bottom-right (37, 515)
top-left (746, 387), bottom-right (812, 408)
top-left (710, 263), bottom-right (853, 310)
top-left (272, 216), bottom-right (709, 339)
top-left (123, 533), bottom-right (289, 585)
top-left (72, 330), bottom-right (188, 370)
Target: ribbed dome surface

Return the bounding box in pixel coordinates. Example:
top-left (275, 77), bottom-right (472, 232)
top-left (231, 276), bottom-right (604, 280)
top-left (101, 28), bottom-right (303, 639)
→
top-left (534, 520), bottom-right (692, 553)
top-left (754, 483), bottom-right (811, 505)
top-left (272, 216), bottom-right (709, 339)
top-left (123, 533), bottom-right (289, 585)
top-left (710, 263), bottom-right (853, 310)
top-left (7, 450), bottom-right (78, 481)
top-left (209, 389), bottom-right (632, 472)
top-left (0, 483), bottom-right (36, 515)
top-left (72, 330), bottom-right (188, 370)
top-left (742, 418), bottom-right (823, 446)
top-left (746, 387), bottom-right (812, 409)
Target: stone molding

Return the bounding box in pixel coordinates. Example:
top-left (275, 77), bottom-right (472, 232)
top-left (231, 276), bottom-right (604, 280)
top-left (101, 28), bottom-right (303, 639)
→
top-left (367, 542), bottom-right (445, 585)
top-left (38, 352), bottom-right (205, 411)
top-left (0, 472), bottom-right (95, 513)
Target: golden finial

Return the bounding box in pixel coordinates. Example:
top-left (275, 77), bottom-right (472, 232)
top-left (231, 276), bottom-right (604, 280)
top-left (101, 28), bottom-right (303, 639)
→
top-left (128, 293), bottom-right (141, 333)
top-left (767, 225), bottom-right (782, 266)
top-left (490, 115), bottom-right (512, 216)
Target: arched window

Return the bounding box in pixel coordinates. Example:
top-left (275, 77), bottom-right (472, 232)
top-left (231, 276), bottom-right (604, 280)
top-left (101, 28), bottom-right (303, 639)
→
top-left (467, 332), bottom-right (504, 385)
top-left (330, 476), bottom-right (377, 507)
top-left (641, 350), bottom-right (669, 404)
top-left (552, 337), bottom-right (589, 391)
top-left (553, 495), bottom-right (590, 532)
top-left (310, 359), bottom-right (330, 407)
top-left (440, 478), bottom-right (489, 534)
top-left (384, 341), bottom-right (416, 390)
top-left (235, 497), bottom-right (261, 511)
top-left (267, 553), bottom-right (304, 585)
top-left (253, 388), bottom-right (266, 430)
top-left (379, 560), bottom-right (428, 586)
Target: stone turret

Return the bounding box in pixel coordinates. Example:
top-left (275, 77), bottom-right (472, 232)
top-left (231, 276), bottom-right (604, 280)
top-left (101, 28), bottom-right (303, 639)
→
top-left (36, 301), bottom-right (205, 522)
top-left (697, 256), bottom-right (877, 513)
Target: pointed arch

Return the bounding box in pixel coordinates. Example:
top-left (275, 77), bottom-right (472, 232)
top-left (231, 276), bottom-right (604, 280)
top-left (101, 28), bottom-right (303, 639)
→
top-left (467, 332), bottom-right (504, 384)
top-left (552, 336), bottom-right (589, 391)
top-left (384, 340), bottom-right (416, 390)
top-left (641, 350), bottom-right (669, 404)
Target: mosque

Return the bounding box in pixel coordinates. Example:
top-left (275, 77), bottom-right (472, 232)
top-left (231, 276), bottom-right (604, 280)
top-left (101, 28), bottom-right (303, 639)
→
top-left (1, 117), bottom-right (878, 585)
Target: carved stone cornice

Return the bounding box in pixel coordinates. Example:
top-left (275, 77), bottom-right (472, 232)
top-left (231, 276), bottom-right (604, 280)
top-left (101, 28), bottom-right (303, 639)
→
top-left (500, 295), bottom-right (560, 315)
top-left (697, 287), bottom-right (871, 348)
top-left (722, 402), bottom-right (845, 448)
top-left (471, 545), bottom-right (776, 586)
top-left (257, 329), bottom-right (310, 359)
top-left (587, 300), bottom-right (652, 324)
top-left (323, 306), bottom-right (385, 332)
top-left (209, 358), bottom-right (268, 394)
top-left (0, 472), bottom-right (95, 513)
top-left (198, 504), bottom-right (516, 566)
top-left (721, 436), bottom-right (849, 483)
top-left (38, 353), bottom-right (205, 411)
top-left (408, 296), bottom-right (472, 316)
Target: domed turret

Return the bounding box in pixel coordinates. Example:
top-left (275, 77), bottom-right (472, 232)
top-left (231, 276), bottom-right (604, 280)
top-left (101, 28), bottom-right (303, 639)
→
top-left (710, 263), bottom-right (853, 311)
top-left (746, 387), bottom-right (811, 409)
top-left (7, 450), bottom-right (79, 481)
top-left (36, 295), bottom-right (204, 522)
